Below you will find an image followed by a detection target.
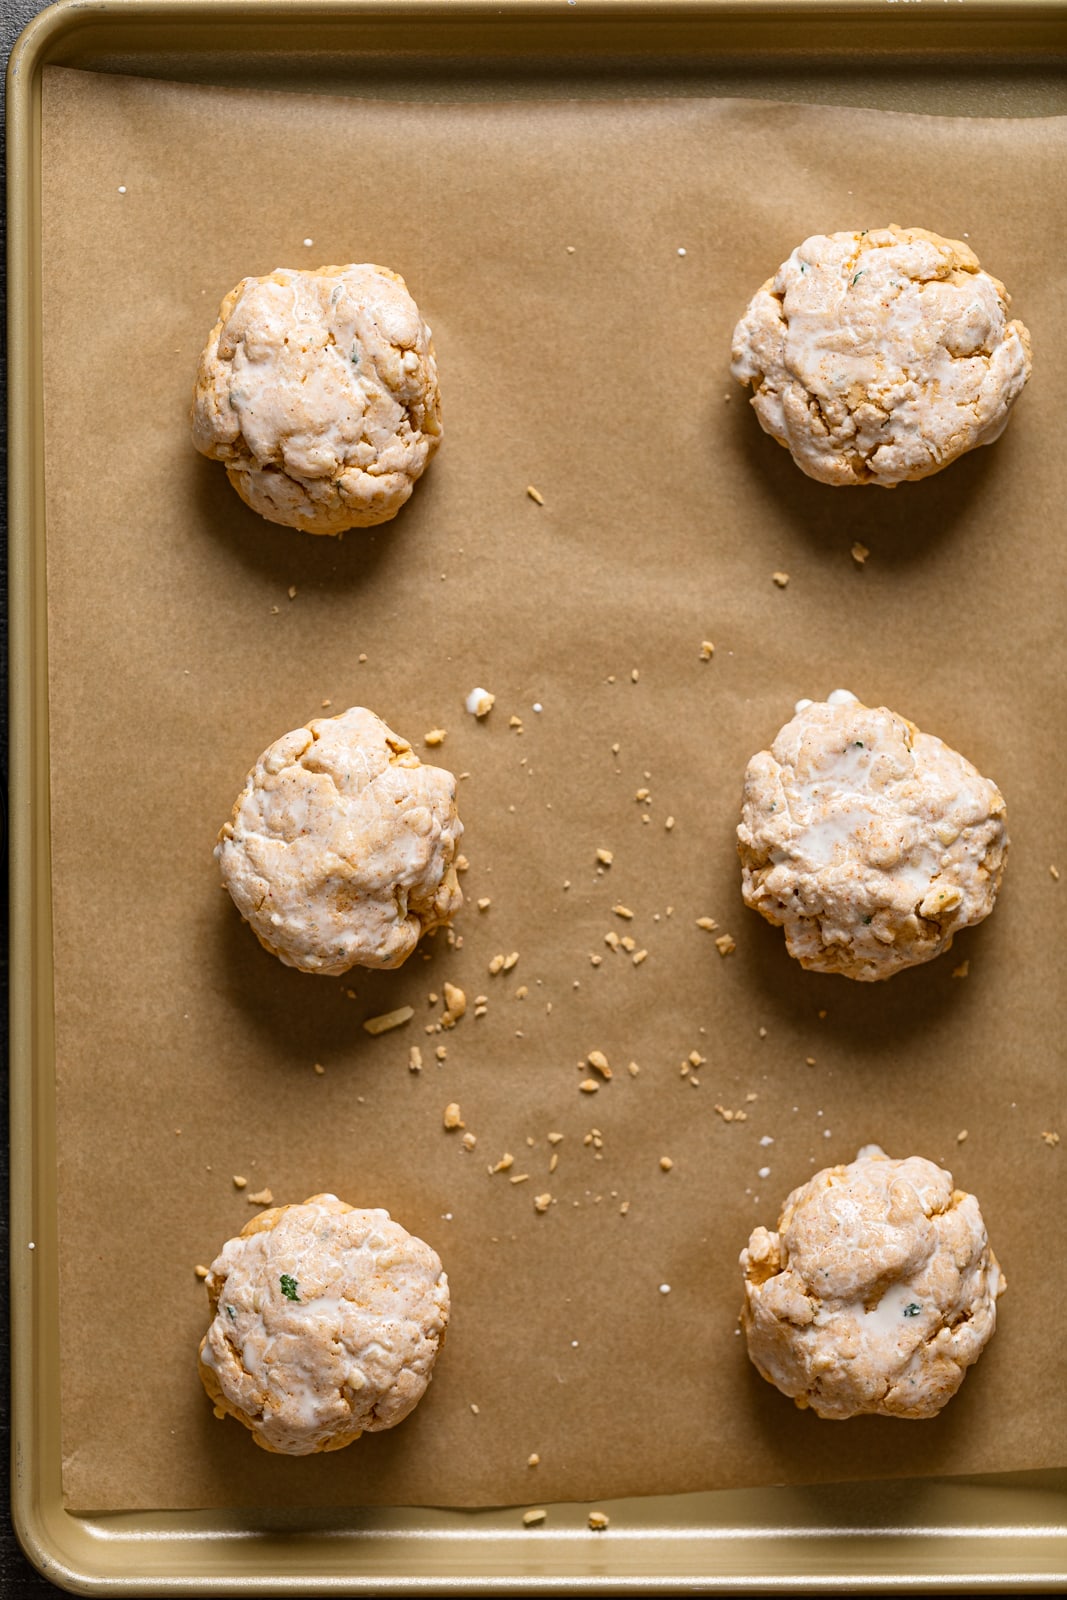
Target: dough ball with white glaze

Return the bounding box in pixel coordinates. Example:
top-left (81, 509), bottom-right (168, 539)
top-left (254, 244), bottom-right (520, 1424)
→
top-left (191, 264), bottom-right (442, 533)
top-left (737, 689), bottom-right (1007, 980)
top-left (730, 226), bottom-right (1031, 485)
top-left (216, 706), bottom-right (463, 974)
top-left (199, 1195), bottom-right (450, 1454)
top-left (740, 1146), bottom-right (1005, 1419)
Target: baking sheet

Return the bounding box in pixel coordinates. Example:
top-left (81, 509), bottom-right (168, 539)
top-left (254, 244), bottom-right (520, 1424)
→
top-left (38, 63), bottom-right (1066, 1514)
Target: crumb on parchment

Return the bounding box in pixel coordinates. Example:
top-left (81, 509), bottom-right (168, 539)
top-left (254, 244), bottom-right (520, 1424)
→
top-left (442, 982), bottom-right (466, 1025)
top-left (466, 688), bottom-right (495, 718)
top-left (714, 1105), bottom-right (748, 1123)
top-left (363, 1006), bottom-right (415, 1035)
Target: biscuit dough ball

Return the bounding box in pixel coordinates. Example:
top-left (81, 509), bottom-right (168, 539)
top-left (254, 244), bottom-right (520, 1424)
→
top-left (191, 264), bottom-right (442, 533)
top-left (199, 1195), bottom-right (450, 1455)
top-left (740, 1146), bottom-right (1005, 1420)
top-left (216, 706), bottom-right (463, 974)
top-left (737, 689), bottom-right (1008, 980)
top-left (730, 226), bottom-right (1031, 486)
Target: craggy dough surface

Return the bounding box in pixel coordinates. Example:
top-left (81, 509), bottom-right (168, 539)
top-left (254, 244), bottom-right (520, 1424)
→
top-left (216, 706), bottom-right (463, 975)
top-left (731, 226), bottom-right (1031, 486)
top-left (737, 690), bottom-right (1008, 980)
top-left (740, 1146), bottom-right (1005, 1419)
top-left (199, 1195), bottom-right (450, 1455)
top-left (191, 263), bottom-right (442, 533)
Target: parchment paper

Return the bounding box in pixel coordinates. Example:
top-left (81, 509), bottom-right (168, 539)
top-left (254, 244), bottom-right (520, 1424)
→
top-left (40, 65), bottom-right (1066, 1512)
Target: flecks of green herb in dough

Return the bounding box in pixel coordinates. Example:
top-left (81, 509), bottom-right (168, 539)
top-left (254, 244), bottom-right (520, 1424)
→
top-left (903, 1302), bottom-right (921, 1317)
top-left (280, 1274), bottom-right (300, 1302)
top-left (226, 1304), bottom-right (237, 1321)
top-left (862, 915), bottom-right (873, 925)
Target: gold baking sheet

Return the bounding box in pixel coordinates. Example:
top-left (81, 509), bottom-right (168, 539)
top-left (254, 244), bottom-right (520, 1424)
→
top-left (9, 0), bottom-right (1067, 1590)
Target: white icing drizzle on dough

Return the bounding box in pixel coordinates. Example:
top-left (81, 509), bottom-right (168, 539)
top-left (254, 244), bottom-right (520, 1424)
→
top-left (737, 692), bottom-right (1007, 980)
top-left (740, 1146), bottom-right (1005, 1419)
top-left (198, 1195), bottom-right (450, 1455)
